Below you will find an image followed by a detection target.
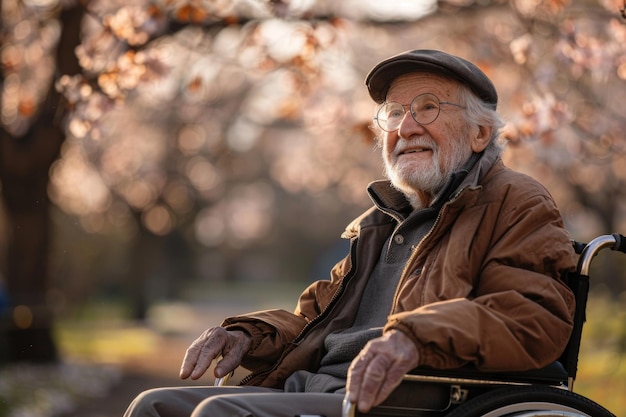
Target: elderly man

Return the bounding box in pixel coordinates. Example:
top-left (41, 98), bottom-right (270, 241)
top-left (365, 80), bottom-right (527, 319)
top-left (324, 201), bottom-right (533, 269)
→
top-left (124, 49), bottom-right (575, 417)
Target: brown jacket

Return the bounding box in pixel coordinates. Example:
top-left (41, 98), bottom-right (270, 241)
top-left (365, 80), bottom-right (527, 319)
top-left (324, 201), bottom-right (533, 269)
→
top-left (223, 147), bottom-right (576, 388)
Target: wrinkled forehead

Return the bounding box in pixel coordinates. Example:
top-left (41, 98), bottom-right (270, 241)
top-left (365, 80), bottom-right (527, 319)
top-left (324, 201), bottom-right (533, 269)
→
top-left (386, 72), bottom-right (461, 102)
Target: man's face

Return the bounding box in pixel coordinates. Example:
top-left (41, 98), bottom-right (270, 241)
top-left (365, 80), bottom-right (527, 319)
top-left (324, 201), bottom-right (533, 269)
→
top-left (381, 73), bottom-right (479, 201)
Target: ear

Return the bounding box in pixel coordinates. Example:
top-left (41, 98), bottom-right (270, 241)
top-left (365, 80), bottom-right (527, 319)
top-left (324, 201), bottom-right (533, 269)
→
top-left (470, 125), bottom-right (492, 153)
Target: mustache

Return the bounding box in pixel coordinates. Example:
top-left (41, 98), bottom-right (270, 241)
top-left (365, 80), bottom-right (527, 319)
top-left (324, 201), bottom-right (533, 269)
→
top-left (393, 137), bottom-right (438, 156)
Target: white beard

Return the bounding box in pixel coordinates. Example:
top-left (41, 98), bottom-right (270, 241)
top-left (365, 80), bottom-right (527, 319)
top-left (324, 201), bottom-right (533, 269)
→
top-left (384, 134), bottom-right (473, 206)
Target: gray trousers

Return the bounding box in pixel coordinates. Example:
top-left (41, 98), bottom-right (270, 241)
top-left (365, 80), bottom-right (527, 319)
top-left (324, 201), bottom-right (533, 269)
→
top-left (123, 385), bottom-right (345, 417)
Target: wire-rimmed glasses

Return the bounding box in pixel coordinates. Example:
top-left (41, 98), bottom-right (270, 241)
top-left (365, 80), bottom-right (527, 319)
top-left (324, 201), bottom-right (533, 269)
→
top-left (374, 93), bottom-right (465, 132)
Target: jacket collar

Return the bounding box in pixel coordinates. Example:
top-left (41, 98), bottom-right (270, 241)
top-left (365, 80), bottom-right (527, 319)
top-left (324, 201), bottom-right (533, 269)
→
top-left (367, 144), bottom-right (501, 216)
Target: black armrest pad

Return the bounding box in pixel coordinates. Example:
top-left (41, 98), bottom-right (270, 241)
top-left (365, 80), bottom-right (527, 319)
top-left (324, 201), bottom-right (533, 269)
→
top-left (407, 361), bottom-right (568, 385)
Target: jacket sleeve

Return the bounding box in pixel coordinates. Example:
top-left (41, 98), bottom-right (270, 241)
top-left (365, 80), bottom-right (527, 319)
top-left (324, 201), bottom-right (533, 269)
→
top-left (222, 309), bottom-right (307, 371)
top-left (384, 189), bottom-right (577, 372)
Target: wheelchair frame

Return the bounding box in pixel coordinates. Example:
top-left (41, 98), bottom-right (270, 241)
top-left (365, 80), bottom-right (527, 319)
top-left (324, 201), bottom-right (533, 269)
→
top-left (342, 233), bottom-right (625, 417)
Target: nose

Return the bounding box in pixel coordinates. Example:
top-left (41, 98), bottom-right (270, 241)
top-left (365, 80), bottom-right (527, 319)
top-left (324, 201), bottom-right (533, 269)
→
top-left (397, 109), bottom-right (426, 139)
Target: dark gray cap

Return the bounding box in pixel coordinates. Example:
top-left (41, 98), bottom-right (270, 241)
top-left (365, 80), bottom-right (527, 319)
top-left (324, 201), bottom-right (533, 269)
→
top-left (365, 49), bottom-right (498, 109)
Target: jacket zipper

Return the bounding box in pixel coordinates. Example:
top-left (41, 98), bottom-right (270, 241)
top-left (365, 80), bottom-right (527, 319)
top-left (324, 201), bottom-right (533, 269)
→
top-left (389, 186), bottom-right (469, 314)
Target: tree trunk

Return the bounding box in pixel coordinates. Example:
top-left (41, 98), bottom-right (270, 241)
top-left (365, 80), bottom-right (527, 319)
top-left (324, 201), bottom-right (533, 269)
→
top-left (0, 3), bottom-right (84, 364)
top-left (0, 97), bottom-right (64, 363)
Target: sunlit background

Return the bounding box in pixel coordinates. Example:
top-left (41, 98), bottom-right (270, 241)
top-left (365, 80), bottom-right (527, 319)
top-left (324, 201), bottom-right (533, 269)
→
top-left (1, 0), bottom-right (625, 415)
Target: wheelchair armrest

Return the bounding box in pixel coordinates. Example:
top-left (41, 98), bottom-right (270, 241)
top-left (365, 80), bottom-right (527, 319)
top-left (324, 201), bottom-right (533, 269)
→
top-left (405, 361), bottom-right (569, 386)
top-left (341, 362), bottom-right (570, 417)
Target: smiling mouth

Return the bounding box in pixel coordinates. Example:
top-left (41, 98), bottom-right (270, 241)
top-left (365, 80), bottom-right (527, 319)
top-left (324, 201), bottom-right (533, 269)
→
top-left (401, 148), bottom-right (431, 155)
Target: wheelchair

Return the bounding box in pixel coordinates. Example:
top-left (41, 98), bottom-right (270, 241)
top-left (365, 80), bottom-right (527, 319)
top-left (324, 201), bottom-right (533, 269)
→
top-left (216, 233), bottom-right (624, 417)
top-left (341, 233), bottom-right (624, 417)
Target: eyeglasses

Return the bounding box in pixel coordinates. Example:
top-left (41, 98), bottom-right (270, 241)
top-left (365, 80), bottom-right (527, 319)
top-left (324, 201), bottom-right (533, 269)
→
top-left (374, 93), bottom-right (465, 132)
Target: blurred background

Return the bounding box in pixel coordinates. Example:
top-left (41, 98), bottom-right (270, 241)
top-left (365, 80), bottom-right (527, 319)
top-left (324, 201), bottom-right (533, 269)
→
top-left (0, 0), bottom-right (625, 416)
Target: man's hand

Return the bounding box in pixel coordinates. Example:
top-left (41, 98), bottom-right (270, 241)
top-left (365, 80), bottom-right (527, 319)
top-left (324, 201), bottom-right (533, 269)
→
top-left (179, 327), bottom-right (251, 380)
top-left (346, 330), bottom-right (419, 413)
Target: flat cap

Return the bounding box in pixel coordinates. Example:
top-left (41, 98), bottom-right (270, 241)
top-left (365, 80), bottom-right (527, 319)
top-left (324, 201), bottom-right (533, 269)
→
top-left (365, 49), bottom-right (497, 109)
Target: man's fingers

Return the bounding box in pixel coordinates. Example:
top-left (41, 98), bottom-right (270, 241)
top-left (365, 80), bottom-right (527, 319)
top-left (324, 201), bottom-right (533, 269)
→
top-left (191, 342), bottom-right (223, 379)
top-left (180, 328), bottom-right (251, 381)
top-left (347, 331), bottom-right (420, 413)
top-left (347, 352), bottom-right (386, 412)
top-left (350, 356), bottom-right (405, 413)
top-left (357, 356), bottom-right (388, 412)
top-left (368, 366), bottom-right (405, 411)
top-left (179, 328), bottom-right (225, 380)
top-left (180, 341), bottom-right (219, 380)
top-left (215, 330), bottom-right (252, 377)
top-left (214, 347), bottom-right (242, 378)
top-left (346, 352), bottom-right (370, 403)
top-left (179, 340), bottom-right (203, 379)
